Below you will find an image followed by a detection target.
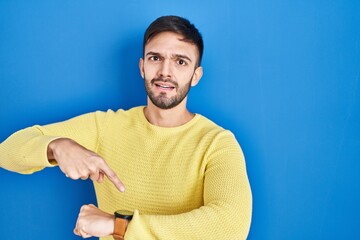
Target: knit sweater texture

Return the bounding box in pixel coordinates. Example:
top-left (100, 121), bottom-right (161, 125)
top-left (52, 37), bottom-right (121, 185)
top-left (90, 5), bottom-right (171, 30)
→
top-left (0, 106), bottom-right (252, 239)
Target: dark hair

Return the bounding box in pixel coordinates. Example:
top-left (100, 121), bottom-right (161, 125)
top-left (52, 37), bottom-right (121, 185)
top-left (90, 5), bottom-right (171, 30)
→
top-left (143, 15), bottom-right (204, 66)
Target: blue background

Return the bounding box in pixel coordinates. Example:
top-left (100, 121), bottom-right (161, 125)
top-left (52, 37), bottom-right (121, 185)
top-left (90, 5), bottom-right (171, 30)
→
top-left (1, 0), bottom-right (359, 239)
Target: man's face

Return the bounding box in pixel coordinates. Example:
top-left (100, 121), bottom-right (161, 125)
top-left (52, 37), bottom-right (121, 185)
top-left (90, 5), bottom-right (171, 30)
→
top-left (139, 31), bottom-right (202, 109)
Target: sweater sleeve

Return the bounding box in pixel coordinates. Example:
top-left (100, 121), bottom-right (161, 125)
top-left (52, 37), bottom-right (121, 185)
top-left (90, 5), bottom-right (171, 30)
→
top-left (125, 131), bottom-right (253, 240)
top-left (0, 111), bottom-right (107, 174)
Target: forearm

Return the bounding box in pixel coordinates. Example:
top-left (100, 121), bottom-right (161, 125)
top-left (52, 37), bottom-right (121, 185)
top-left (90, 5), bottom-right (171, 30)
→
top-left (0, 111), bottom-right (105, 174)
top-left (126, 193), bottom-right (252, 240)
top-left (0, 126), bottom-right (60, 174)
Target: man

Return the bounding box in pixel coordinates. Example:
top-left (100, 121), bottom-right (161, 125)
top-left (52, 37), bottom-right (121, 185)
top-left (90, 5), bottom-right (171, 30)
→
top-left (0, 16), bottom-right (252, 239)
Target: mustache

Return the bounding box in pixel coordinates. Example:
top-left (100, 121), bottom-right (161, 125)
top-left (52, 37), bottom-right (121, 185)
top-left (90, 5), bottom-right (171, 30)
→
top-left (151, 77), bottom-right (178, 88)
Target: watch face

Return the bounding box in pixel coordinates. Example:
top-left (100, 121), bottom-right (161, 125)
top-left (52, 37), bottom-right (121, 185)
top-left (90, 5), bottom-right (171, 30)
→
top-left (115, 210), bottom-right (133, 220)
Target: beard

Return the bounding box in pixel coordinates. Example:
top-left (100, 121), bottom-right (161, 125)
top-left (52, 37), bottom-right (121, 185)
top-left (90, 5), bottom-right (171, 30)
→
top-left (144, 75), bottom-right (193, 110)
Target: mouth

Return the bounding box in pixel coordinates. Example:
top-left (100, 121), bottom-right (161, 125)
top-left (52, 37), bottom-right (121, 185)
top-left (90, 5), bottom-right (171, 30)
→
top-left (154, 82), bottom-right (176, 91)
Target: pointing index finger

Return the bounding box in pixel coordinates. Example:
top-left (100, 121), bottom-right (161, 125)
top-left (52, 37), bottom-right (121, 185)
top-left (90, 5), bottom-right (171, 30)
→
top-left (98, 162), bottom-right (125, 192)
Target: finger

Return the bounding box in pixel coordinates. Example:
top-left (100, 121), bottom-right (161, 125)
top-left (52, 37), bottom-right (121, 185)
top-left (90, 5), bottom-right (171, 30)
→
top-left (97, 172), bottom-right (104, 183)
top-left (79, 227), bottom-right (91, 238)
top-left (80, 168), bottom-right (91, 180)
top-left (74, 219), bottom-right (81, 236)
top-left (74, 220), bottom-right (81, 236)
top-left (89, 171), bottom-right (100, 182)
top-left (80, 175), bottom-right (89, 180)
top-left (99, 163), bottom-right (125, 192)
top-left (74, 227), bottom-right (81, 236)
top-left (74, 207), bottom-right (83, 236)
top-left (65, 172), bottom-right (79, 180)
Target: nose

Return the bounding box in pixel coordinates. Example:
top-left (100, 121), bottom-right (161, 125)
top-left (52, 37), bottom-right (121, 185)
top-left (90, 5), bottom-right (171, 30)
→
top-left (158, 59), bottom-right (172, 78)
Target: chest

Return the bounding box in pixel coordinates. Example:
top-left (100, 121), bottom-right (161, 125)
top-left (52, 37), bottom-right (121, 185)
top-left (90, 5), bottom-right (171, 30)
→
top-left (95, 131), bottom-right (209, 214)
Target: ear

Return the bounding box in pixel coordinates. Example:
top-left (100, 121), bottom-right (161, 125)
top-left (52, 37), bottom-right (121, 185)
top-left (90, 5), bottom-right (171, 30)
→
top-left (139, 58), bottom-right (145, 79)
top-left (191, 66), bottom-right (203, 87)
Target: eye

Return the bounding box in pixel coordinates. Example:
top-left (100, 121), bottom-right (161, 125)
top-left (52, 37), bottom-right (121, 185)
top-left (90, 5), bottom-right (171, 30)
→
top-left (149, 55), bottom-right (160, 61)
top-left (177, 59), bottom-right (187, 66)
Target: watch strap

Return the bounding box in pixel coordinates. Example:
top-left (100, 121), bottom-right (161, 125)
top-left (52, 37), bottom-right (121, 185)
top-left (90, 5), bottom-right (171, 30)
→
top-left (113, 217), bottom-right (128, 240)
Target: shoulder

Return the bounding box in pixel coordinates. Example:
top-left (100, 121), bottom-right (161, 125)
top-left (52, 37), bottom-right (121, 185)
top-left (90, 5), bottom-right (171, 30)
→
top-left (194, 116), bottom-right (245, 166)
top-left (192, 114), bottom-right (239, 147)
top-left (195, 114), bottom-right (234, 136)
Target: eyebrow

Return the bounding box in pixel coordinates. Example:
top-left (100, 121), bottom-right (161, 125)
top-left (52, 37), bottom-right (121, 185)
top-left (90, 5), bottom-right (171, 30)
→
top-left (146, 51), bottom-right (192, 63)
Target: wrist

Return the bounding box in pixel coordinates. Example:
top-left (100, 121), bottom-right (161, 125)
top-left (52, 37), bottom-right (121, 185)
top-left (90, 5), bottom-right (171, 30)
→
top-left (108, 215), bottom-right (116, 236)
top-left (47, 138), bottom-right (69, 161)
top-left (113, 210), bottom-right (133, 240)
top-left (47, 138), bottom-right (60, 161)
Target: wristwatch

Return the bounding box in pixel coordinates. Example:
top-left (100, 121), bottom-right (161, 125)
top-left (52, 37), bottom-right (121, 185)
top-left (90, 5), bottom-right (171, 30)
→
top-left (113, 210), bottom-right (133, 240)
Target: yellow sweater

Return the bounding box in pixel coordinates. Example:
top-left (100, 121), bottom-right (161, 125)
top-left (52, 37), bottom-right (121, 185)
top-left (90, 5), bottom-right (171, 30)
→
top-left (0, 106), bottom-right (252, 239)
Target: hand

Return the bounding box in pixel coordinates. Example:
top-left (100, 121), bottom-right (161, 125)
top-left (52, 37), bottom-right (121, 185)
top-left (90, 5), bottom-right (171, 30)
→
top-left (74, 204), bottom-right (115, 238)
top-left (48, 138), bottom-right (125, 192)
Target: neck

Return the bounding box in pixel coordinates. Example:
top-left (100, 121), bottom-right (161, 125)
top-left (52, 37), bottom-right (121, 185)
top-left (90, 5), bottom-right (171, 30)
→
top-left (144, 98), bottom-right (194, 128)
